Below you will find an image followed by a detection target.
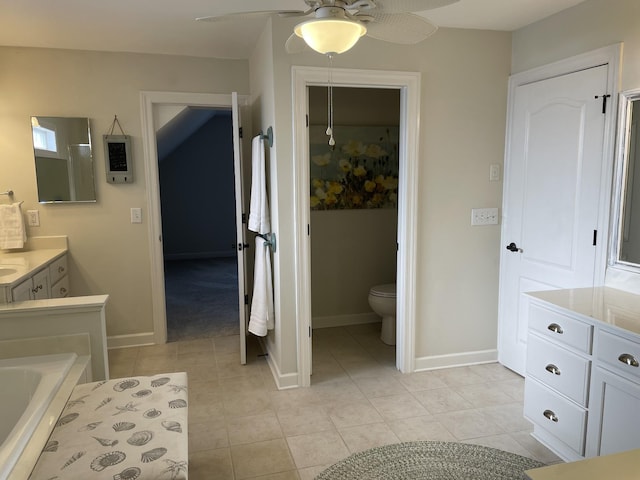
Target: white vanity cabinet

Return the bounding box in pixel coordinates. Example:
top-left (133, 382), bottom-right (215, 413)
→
top-left (524, 287), bottom-right (640, 462)
top-left (11, 267), bottom-right (51, 301)
top-left (0, 250), bottom-right (69, 303)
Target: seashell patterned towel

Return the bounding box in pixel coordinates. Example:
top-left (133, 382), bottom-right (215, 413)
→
top-left (29, 372), bottom-right (188, 480)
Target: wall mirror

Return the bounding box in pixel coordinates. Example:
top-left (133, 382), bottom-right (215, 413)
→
top-left (612, 89), bottom-right (640, 269)
top-left (31, 116), bottom-right (97, 203)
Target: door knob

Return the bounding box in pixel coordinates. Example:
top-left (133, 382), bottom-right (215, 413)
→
top-left (506, 242), bottom-right (523, 253)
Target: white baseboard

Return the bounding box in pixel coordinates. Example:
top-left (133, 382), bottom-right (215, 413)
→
top-left (163, 251), bottom-right (235, 260)
top-left (107, 332), bottom-right (156, 350)
top-left (313, 312), bottom-right (380, 329)
top-left (414, 349), bottom-right (498, 372)
top-left (257, 337), bottom-right (299, 390)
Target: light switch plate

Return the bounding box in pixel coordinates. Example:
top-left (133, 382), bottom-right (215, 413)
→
top-left (490, 164), bottom-right (501, 182)
top-left (130, 207), bottom-right (142, 224)
top-left (471, 208), bottom-right (499, 226)
top-left (27, 209), bottom-right (40, 227)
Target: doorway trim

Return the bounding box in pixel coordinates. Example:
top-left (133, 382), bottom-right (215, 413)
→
top-left (292, 67), bottom-right (421, 387)
top-left (140, 91), bottom-right (247, 345)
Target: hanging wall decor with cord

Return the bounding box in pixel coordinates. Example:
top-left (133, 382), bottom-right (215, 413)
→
top-left (103, 115), bottom-right (133, 184)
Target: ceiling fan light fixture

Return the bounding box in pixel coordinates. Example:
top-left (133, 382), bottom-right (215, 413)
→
top-left (294, 18), bottom-right (367, 55)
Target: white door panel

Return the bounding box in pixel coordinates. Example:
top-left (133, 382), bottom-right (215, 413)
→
top-left (232, 92), bottom-right (248, 365)
top-left (499, 65), bottom-right (609, 374)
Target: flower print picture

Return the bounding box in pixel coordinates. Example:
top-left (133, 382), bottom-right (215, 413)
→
top-left (309, 125), bottom-right (399, 210)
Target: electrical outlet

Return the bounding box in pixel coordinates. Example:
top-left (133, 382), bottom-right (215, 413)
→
top-left (471, 208), bottom-right (499, 226)
top-left (489, 164), bottom-right (501, 182)
top-left (27, 209), bottom-right (40, 227)
top-left (130, 207), bottom-right (142, 224)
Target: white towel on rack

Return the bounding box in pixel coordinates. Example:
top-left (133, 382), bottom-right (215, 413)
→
top-left (0, 202), bottom-right (27, 250)
top-left (248, 237), bottom-right (274, 337)
top-left (248, 135), bottom-right (271, 235)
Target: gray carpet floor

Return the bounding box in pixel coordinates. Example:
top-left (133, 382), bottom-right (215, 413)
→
top-left (164, 257), bottom-right (240, 342)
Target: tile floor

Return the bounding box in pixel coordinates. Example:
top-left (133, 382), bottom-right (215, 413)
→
top-left (107, 323), bottom-right (562, 480)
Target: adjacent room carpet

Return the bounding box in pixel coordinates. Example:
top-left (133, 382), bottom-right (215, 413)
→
top-left (314, 441), bottom-right (545, 480)
top-left (164, 257), bottom-right (240, 342)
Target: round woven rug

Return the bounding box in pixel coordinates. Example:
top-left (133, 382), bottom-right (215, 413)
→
top-left (314, 441), bottom-right (545, 480)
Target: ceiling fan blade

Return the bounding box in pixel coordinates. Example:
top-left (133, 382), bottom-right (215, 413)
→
top-left (372, 0), bottom-right (459, 13)
top-left (196, 10), bottom-right (305, 23)
top-left (285, 33), bottom-right (311, 54)
top-left (365, 12), bottom-right (437, 44)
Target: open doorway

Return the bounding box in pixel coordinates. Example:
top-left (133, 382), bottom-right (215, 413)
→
top-left (308, 86), bottom-right (400, 382)
top-left (155, 107), bottom-right (238, 342)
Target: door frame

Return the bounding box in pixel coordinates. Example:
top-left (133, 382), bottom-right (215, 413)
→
top-left (292, 67), bottom-right (421, 387)
top-left (140, 91), bottom-right (249, 344)
top-left (497, 44), bottom-right (622, 369)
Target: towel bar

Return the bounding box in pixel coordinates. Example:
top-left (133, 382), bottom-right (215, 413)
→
top-left (257, 232), bottom-right (276, 253)
top-left (259, 126), bottom-right (274, 148)
top-left (0, 190), bottom-right (14, 197)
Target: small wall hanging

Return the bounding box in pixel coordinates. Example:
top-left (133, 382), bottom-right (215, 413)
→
top-left (104, 115), bottom-right (133, 184)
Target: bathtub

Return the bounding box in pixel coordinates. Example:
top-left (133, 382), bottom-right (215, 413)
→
top-left (0, 353), bottom-right (77, 480)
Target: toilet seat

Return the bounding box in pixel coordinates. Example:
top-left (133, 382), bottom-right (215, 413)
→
top-left (369, 283), bottom-right (396, 298)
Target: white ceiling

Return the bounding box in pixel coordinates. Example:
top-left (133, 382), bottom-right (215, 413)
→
top-left (0, 0), bottom-right (588, 59)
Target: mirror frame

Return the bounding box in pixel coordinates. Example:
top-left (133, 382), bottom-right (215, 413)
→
top-left (610, 88), bottom-right (640, 272)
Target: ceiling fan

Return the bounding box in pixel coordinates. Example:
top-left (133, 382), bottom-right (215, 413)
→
top-left (197, 0), bottom-right (460, 55)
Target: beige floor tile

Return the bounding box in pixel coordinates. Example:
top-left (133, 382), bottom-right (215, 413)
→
top-left (189, 401), bottom-right (226, 423)
top-left (133, 356), bottom-right (182, 375)
top-left (223, 392), bottom-right (274, 418)
top-left (398, 371), bottom-right (448, 392)
top-left (326, 400), bottom-right (383, 429)
top-left (496, 378), bottom-right (526, 402)
top-left (435, 409), bottom-right (506, 440)
top-left (213, 335), bottom-right (241, 355)
top-left (227, 412), bottom-right (283, 445)
top-left (388, 415), bottom-right (456, 442)
top-left (269, 387), bottom-right (320, 413)
top-left (108, 361), bottom-right (135, 378)
top-left (297, 464), bottom-right (332, 480)
top-left (176, 337), bottom-right (215, 355)
top-left (469, 363), bottom-right (522, 382)
top-left (182, 363), bottom-right (220, 384)
top-left (107, 347), bottom-right (138, 363)
top-left (176, 350), bottom-right (217, 367)
top-left (432, 366), bottom-right (485, 386)
top-left (189, 379), bottom-right (224, 405)
top-left (189, 417), bottom-right (229, 451)
top-left (453, 382), bottom-right (517, 407)
top-left (231, 438), bottom-right (295, 479)
top-left (340, 360), bottom-right (399, 380)
top-left (353, 375), bottom-right (408, 398)
top-left (338, 422), bottom-right (400, 453)
top-left (286, 430), bottom-right (350, 469)
top-left (220, 373), bottom-right (268, 395)
top-left (276, 405), bottom-right (335, 436)
top-left (369, 393), bottom-right (429, 421)
top-left (311, 380), bottom-right (368, 407)
top-left (137, 342), bottom-right (178, 358)
top-left (189, 447), bottom-right (234, 480)
top-left (246, 471), bottom-right (301, 480)
top-left (510, 430), bottom-right (564, 465)
top-left (217, 352), bottom-right (266, 378)
top-left (478, 403), bottom-right (532, 433)
top-left (464, 433), bottom-right (537, 458)
top-left (411, 386), bottom-right (474, 414)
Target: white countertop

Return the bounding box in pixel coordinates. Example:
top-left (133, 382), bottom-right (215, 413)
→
top-left (525, 447), bottom-right (640, 480)
top-left (527, 287), bottom-right (640, 336)
top-left (0, 248), bottom-right (67, 287)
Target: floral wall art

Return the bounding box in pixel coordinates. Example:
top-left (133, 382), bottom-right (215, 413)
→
top-left (310, 125), bottom-right (399, 210)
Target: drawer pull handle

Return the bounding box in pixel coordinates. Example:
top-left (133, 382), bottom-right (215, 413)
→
top-left (618, 353), bottom-right (640, 368)
top-left (543, 409), bottom-right (558, 422)
top-left (58, 266), bottom-right (65, 273)
top-left (545, 364), bottom-right (561, 375)
top-left (60, 287), bottom-right (67, 295)
top-left (547, 323), bottom-right (564, 334)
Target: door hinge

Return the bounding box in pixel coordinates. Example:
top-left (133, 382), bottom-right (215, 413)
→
top-left (239, 126), bottom-right (243, 138)
top-left (307, 224), bottom-right (310, 236)
top-left (309, 326), bottom-right (311, 338)
top-left (242, 213), bottom-right (247, 224)
top-left (306, 114), bottom-right (309, 128)
top-left (593, 230), bottom-right (597, 246)
top-left (244, 294), bottom-right (249, 305)
top-left (595, 94), bottom-right (611, 114)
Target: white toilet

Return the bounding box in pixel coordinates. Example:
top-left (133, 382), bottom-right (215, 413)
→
top-left (368, 283), bottom-right (397, 345)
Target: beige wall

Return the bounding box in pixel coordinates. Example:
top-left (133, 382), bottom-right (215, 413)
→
top-left (511, 0), bottom-right (640, 294)
top-left (268, 18), bottom-right (511, 372)
top-left (0, 47), bottom-right (249, 338)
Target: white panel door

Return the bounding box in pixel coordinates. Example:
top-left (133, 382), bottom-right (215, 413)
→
top-left (498, 65), bottom-right (609, 375)
top-left (232, 92), bottom-right (248, 365)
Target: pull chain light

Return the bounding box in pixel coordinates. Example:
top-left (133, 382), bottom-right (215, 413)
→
top-left (326, 53), bottom-right (335, 147)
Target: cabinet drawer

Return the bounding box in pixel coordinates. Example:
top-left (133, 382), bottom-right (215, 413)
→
top-left (529, 304), bottom-right (593, 353)
top-left (527, 334), bottom-right (590, 406)
top-left (524, 378), bottom-right (586, 455)
top-left (50, 276), bottom-right (69, 299)
top-left (49, 254), bottom-right (68, 285)
top-left (597, 330), bottom-right (640, 382)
